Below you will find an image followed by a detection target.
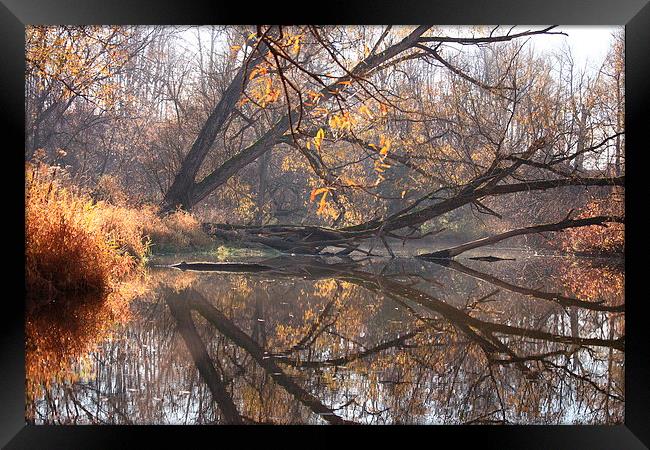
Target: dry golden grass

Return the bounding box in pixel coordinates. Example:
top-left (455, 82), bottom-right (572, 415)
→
top-left (26, 162), bottom-right (214, 308)
top-left (141, 206), bottom-right (213, 253)
top-left (26, 163), bottom-right (147, 307)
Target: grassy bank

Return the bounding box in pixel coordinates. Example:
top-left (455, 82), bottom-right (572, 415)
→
top-left (26, 163), bottom-right (213, 309)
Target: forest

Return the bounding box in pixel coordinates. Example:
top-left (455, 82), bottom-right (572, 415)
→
top-left (25, 25), bottom-right (625, 425)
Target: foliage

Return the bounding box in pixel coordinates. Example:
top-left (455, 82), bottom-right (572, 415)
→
top-left (25, 26), bottom-right (133, 110)
top-left (26, 162), bottom-right (215, 309)
top-left (558, 193), bottom-right (624, 254)
top-left (26, 162), bottom-right (148, 307)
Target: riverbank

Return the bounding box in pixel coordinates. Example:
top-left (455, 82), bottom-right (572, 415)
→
top-left (25, 162), bottom-right (215, 310)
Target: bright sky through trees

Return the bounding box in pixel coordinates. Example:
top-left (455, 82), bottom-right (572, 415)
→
top-left (175, 25), bottom-right (621, 75)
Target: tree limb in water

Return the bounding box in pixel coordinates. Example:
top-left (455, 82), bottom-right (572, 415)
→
top-left (203, 176), bottom-right (624, 256)
top-left (417, 215), bottom-right (624, 259)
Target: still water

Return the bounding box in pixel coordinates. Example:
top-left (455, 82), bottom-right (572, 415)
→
top-left (26, 251), bottom-right (624, 424)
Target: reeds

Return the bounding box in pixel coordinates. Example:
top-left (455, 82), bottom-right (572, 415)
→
top-left (26, 163), bottom-right (147, 306)
top-left (26, 162), bottom-right (214, 308)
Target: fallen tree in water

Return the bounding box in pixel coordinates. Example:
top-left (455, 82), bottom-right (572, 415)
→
top-left (152, 25), bottom-right (624, 260)
top-left (202, 175), bottom-right (625, 258)
top-left (418, 215), bottom-right (625, 259)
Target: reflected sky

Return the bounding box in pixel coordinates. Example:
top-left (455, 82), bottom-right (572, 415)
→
top-left (26, 253), bottom-right (624, 425)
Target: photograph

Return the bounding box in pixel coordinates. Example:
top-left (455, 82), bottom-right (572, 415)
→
top-left (22, 24), bottom-right (628, 426)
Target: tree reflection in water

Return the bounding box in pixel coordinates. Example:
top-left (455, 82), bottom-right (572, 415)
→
top-left (26, 254), bottom-right (624, 424)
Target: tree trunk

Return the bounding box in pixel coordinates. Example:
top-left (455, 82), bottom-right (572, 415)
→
top-left (161, 46), bottom-right (266, 212)
top-left (255, 149), bottom-right (271, 224)
top-left (161, 26), bottom-right (431, 213)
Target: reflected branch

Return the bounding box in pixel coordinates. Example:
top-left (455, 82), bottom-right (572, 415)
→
top-left (334, 268), bottom-right (624, 352)
top-left (434, 259), bottom-right (624, 313)
top-left (186, 290), bottom-right (357, 425)
top-left (166, 288), bottom-right (243, 424)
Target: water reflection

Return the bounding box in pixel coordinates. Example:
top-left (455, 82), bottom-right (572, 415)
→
top-left (25, 279), bottom-right (144, 421)
top-left (26, 254), bottom-right (624, 424)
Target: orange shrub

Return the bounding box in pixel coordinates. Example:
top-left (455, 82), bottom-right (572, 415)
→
top-left (141, 207), bottom-right (213, 252)
top-left (26, 163), bottom-right (147, 307)
top-left (558, 194), bottom-right (624, 255)
top-left (26, 162), bottom-right (214, 307)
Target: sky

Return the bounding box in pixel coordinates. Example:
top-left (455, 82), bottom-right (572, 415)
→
top-left (527, 25), bottom-right (620, 70)
top-left (176, 25), bottom-right (621, 74)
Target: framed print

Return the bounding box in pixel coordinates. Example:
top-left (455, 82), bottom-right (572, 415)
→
top-left (2, 0), bottom-right (649, 447)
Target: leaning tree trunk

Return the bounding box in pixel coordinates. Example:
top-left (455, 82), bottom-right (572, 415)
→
top-left (161, 42), bottom-right (267, 212)
top-left (161, 26), bottom-right (431, 213)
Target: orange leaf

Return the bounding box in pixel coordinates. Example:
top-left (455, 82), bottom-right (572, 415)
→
top-left (317, 190), bottom-right (329, 214)
top-left (310, 187), bottom-right (328, 202)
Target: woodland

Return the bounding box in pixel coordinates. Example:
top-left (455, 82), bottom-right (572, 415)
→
top-left (25, 25), bottom-right (625, 425)
top-left (25, 25), bottom-right (624, 260)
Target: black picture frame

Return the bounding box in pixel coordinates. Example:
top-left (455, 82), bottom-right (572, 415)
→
top-left (2, 1), bottom-right (648, 448)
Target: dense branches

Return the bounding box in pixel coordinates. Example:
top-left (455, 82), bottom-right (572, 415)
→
top-left (25, 25), bottom-right (625, 257)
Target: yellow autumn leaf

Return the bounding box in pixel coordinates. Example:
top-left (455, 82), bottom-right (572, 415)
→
top-left (310, 187), bottom-right (328, 202)
top-left (314, 128), bottom-right (325, 150)
top-left (359, 104), bottom-right (373, 118)
top-left (317, 190), bottom-right (329, 213)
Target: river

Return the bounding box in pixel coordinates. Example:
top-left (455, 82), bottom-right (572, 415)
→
top-left (25, 249), bottom-right (624, 424)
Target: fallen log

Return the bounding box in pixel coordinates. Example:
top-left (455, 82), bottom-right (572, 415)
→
top-left (203, 223), bottom-right (367, 255)
top-left (468, 256), bottom-right (516, 262)
top-left (171, 261), bottom-right (274, 272)
top-left (418, 215), bottom-right (624, 259)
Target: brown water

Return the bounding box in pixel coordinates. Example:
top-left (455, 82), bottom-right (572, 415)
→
top-left (25, 251), bottom-right (624, 424)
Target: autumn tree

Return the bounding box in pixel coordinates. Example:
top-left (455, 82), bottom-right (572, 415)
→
top-left (25, 25), bottom-right (625, 257)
